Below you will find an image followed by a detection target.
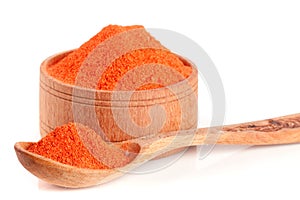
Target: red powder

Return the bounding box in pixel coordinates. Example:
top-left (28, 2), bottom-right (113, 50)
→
top-left (27, 123), bottom-right (139, 169)
top-left (30, 25), bottom-right (192, 169)
top-left (46, 24), bottom-right (192, 90)
top-left (99, 48), bottom-right (192, 90)
top-left (27, 123), bottom-right (107, 169)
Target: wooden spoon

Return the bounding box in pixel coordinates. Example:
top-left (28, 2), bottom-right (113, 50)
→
top-left (14, 113), bottom-right (300, 188)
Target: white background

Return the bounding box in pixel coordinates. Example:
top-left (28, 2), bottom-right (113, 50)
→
top-left (1, 0), bottom-right (300, 199)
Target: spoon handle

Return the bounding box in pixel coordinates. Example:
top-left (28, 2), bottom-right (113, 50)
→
top-left (141, 113), bottom-right (300, 153)
top-left (209, 113), bottom-right (300, 145)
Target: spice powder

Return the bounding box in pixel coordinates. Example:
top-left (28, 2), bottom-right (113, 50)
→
top-left (46, 24), bottom-right (192, 90)
top-left (30, 24), bottom-right (193, 169)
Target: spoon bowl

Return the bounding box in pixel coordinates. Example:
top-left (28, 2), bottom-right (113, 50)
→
top-left (15, 113), bottom-right (300, 188)
top-left (14, 142), bottom-right (124, 188)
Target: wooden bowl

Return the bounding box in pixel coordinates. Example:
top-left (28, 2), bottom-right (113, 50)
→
top-left (39, 50), bottom-right (198, 157)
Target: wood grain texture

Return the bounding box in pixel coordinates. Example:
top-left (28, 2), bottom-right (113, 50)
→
top-left (15, 113), bottom-right (300, 188)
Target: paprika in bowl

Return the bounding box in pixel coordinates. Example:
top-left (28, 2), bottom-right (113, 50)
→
top-left (39, 25), bottom-right (198, 158)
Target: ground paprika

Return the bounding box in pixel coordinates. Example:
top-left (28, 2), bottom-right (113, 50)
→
top-left (29, 24), bottom-right (193, 169)
top-left (46, 24), bottom-right (192, 90)
top-left (28, 123), bottom-right (138, 169)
